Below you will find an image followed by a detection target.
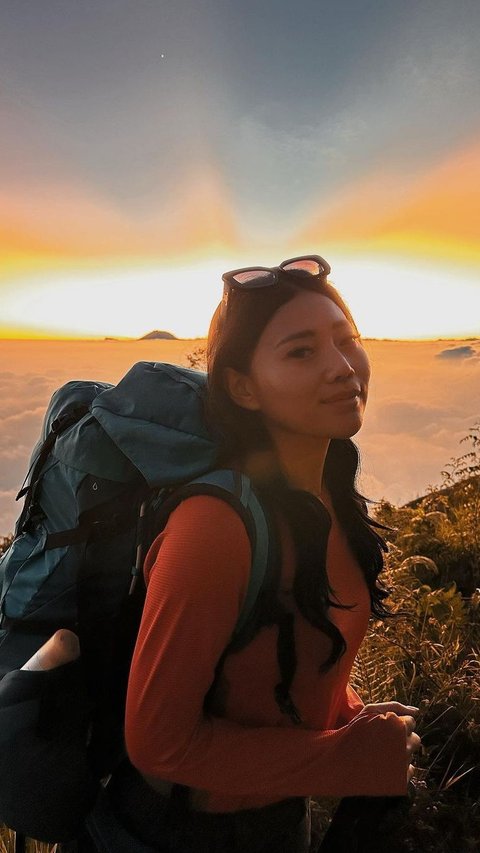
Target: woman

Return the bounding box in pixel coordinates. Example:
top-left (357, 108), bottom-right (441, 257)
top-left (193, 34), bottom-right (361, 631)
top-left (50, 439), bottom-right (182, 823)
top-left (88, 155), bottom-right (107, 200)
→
top-left (87, 255), bottom-right (421, 852)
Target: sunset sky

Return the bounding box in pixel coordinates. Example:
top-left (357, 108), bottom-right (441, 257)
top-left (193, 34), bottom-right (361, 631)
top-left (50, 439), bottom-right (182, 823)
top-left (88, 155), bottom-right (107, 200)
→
top-left (1, 0), bottom-right (479, 340)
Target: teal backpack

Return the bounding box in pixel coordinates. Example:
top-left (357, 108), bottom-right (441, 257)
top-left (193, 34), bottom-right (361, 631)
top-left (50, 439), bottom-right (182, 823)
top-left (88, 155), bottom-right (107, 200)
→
top-left (0, 361), bottom-right (277, 844)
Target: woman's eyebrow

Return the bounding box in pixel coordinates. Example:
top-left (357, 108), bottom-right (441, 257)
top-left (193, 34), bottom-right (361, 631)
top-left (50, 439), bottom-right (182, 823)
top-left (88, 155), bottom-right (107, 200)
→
top-left (275, 319), bottom-right (352, 349)
top-left (275, 329), bottom-right (316, 349)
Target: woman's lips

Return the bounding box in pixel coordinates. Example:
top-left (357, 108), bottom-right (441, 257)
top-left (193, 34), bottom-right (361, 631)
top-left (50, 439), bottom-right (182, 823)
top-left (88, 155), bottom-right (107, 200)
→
top-left (321, 387), bottom-right (362, 403)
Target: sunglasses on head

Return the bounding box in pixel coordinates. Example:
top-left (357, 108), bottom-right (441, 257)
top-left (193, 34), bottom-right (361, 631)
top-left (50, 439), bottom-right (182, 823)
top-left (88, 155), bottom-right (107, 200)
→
top-left (222, 254), bottom-right (331, 297)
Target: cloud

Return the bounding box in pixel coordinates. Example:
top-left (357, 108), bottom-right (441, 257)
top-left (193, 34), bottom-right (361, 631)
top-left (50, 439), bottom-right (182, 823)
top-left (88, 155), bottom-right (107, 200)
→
top-left (0, 490), bottom-right (18, 538)
top-left (0, 337), bottom-right (479, 534)
top-left (358, 430), bottom-right (461, 508)
top-left (355, 338), bottom-right (480, 505)
top-left (359, 407), bottom-right (478, 506)
top-left (367, 400), bottom-right (461, 437)
top-left (436, 345), bottom-right (477, 360)
top-left (0, 374), bottom-right (52, 418)
top-left (0, 400), bottom-right (51, 505)
top-left (0, 370), bottom-right (51, 536)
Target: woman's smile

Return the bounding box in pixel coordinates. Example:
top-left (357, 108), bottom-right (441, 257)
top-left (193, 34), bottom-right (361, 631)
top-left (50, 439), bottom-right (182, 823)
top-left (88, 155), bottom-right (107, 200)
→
top-left (320, 386), bottom-right (362, 404)
top-left (321, 395), bottom-right (361, 407)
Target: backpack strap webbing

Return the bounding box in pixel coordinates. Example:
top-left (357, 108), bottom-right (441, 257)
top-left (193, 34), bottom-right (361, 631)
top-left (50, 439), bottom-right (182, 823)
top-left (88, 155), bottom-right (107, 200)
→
top-left (14, 403), bottom-right (91, 537)
top-left (44, 488), bottom-right (146, 550)
top-left (185, 469), bottom-right (271, 638)
top-left (149, 469), bottom-right (272, 641)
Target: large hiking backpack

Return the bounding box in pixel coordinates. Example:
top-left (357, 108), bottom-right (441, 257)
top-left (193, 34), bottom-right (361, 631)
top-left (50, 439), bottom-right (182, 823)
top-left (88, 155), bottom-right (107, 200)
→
top-left (0, 361), bottom-right (276, 844)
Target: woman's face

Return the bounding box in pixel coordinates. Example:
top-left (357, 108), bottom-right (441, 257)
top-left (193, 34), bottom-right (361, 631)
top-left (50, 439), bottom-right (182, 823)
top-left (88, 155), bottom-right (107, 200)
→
top-left (229, 290), bottom-right (371, 443)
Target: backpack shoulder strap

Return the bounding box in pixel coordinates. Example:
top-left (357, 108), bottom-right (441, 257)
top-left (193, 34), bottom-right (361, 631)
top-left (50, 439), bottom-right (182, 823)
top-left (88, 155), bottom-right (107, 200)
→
top-left (153, 468), bottom-right (273, 640)
top-left (188, 469), bottom-right (271, 638)
top-left (186, 470), bottom-right (302, 726)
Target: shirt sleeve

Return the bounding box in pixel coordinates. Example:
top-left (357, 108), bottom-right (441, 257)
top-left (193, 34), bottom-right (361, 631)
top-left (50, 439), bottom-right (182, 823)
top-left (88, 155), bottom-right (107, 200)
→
top-left (125, 495), bottom-right (409, 800)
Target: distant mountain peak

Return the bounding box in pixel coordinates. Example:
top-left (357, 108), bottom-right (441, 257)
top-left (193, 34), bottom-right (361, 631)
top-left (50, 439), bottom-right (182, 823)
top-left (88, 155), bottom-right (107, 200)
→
top-left (139, 330), bottom-right (177, 340)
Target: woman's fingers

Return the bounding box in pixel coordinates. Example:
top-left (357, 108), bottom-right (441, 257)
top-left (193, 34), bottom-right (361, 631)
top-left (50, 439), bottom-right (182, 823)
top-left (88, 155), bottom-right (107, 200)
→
top-left (402, 714), bottom-right (417, 737)
top-left (400, 714), bottom-right (422, 767)
top-left (407, 763), bottom-right (417, 783)
top-left (406, 730), bottom-right (422, 756)
top-left (356, 701), bottom-right (420, 718)
top-left (407, 732), bottom-right (422, 758)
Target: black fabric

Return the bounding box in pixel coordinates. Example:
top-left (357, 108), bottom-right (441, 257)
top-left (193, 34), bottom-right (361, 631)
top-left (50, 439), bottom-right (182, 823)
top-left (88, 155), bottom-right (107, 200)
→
top-left (45, 487), bottom-right (143, 549)
top-left (318, 795), bottom-right (408, 852)
top-left (89, 760), bottom-right (310, 853)
top-left (0, 628), bottom-right (52, 676)
top-left (0, 660), bottom-right (98, 843)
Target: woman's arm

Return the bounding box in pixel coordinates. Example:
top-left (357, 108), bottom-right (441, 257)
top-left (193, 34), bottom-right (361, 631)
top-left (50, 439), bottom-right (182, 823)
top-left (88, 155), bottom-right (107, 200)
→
top-left (125, 496), bottom-right (409, 800)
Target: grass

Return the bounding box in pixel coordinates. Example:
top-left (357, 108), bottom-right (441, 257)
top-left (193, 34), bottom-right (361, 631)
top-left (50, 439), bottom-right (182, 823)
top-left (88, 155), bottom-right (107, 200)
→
top-left (0, 830), bottom-right (59, 853)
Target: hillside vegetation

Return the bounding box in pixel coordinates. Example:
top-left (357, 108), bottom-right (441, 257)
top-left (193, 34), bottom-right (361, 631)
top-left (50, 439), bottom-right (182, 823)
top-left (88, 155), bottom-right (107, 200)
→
top-left (1, 426), bottom-right (479, 852)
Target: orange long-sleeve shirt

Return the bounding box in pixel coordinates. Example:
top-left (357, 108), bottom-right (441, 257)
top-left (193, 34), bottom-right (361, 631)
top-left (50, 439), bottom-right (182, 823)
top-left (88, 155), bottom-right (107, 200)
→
top-left (125, 492), bottom-right (408, 813)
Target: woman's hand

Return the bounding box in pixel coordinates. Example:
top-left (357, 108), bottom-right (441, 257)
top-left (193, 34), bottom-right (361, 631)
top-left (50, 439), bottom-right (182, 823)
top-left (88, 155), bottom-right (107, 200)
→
top-left (403, 714), bottom-right (422, 782)
top-left (353, 702), bottom-right (422, 783)
top-left (354, 701), bottom-right (419, 719)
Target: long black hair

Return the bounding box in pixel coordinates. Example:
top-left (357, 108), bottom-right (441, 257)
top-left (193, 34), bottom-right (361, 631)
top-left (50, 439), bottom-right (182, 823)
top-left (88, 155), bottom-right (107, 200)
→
top-left (206, 269), bottom-right (395, 672)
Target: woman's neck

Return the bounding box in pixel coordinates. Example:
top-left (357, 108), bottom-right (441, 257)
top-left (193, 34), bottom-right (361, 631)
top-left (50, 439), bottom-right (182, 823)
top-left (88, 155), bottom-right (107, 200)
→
top-left (270, 431), bottom-right (330, 496)
top-left (237, 434), bottom-right (331, 500)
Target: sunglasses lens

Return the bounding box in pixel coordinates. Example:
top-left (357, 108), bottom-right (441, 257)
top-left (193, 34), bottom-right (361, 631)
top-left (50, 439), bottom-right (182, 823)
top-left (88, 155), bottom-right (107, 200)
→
top-left (231, 269), bottom-right (275, 287)
top-left (223, 256), bottom-right (330, 299)
top-left (281, 259), bottom-right (323, 276)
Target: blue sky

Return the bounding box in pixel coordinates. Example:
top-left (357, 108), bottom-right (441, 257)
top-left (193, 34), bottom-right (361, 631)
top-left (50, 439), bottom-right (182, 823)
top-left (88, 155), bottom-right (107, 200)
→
top-left (3, 0), bottom-right (480, 226)
top-left (1, 0), bottom-right (479, 338)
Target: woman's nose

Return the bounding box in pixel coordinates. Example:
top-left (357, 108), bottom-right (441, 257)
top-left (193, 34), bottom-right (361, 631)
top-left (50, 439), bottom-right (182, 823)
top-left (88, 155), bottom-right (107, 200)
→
top-left (323, 350), bottom-right (356, 383)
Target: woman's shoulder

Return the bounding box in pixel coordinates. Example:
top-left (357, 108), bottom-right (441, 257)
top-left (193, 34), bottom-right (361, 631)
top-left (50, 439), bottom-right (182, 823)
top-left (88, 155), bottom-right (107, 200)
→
top-left (166, 491), bottom-right (253, 533)
top-left (144, 492), bottom-right (253, 584)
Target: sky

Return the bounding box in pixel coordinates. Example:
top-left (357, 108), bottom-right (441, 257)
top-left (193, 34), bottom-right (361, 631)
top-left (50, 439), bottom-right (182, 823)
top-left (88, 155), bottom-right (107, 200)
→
top-left (1, 0), bottom-right (480, 339)
top-left (1, 337), bottom-right (479, 536)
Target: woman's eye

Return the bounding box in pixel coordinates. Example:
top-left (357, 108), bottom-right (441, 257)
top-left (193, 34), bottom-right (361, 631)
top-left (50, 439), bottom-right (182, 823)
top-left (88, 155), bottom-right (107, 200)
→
top-left (288, 346), bottom-right (314, 359)
top-left (340, 334), bottom-right (361, 346)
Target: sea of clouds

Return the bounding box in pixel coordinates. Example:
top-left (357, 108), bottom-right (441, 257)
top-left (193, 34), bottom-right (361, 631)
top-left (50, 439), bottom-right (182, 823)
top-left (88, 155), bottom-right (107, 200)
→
top-left (0, 338), bottom-right (479, 535)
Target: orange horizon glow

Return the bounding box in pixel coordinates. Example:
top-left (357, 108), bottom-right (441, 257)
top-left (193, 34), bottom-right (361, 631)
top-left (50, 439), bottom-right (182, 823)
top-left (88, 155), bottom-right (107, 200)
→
top-left (2, 135), bottom-right (480, 269)
top-left (1, 253), bottom-right (478, 341)
top-left (1, 245), bottom-right (478, 340)
top-left (1, 135), bottom-right (479, 341)
top-left (0, 160), bottom-right (241, 271)
top-left (295, 136), bottom-right (480, 266)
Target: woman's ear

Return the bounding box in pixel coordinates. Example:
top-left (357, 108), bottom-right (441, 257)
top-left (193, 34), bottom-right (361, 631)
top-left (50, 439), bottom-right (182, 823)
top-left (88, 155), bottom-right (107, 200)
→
top-left (223, 367), bottom-right (260, 411)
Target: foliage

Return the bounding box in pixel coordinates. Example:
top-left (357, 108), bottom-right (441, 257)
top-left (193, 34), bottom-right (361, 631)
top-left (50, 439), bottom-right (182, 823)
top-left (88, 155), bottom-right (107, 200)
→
top-left (366, 787), bottom-right (480, 853)
top-left (0, 536), bottom-right (12, 557)
top-left (373, 423), bottom-right (480, 596)
top-left (0, 827), bottom-right (57, 852)
top-left (327, 425), bottom-right (480, 852)
top-left (185, 345), bottom-right (207, 371)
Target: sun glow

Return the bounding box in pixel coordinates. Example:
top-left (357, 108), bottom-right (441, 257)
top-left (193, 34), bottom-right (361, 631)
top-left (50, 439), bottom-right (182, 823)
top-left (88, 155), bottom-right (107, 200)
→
top-left (0, 254), bottom-right (478, 341)
top-left (327, 256), bottom-right (480, 340)
top-left (0, 257), bottom-right (234, 340)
